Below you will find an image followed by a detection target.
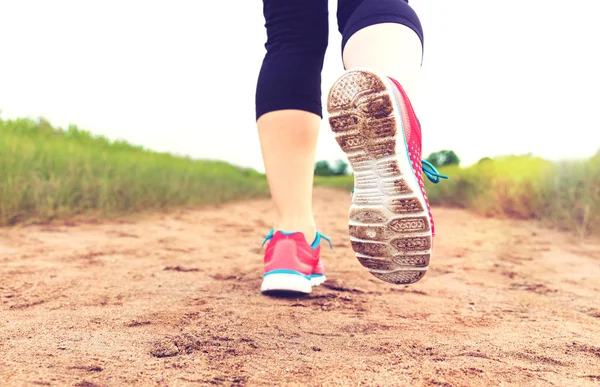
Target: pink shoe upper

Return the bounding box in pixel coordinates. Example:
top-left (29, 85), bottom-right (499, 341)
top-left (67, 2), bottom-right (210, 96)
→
top-left (388, 77), bottom-right (437, 236)
top-left (263, 231), bottom-right (321, 277)
top-left (313, 256), bottom-right (326, 276)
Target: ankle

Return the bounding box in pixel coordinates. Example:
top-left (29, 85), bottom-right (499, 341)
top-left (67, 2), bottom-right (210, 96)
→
top-left (274, 219), bottom-right (317, 245)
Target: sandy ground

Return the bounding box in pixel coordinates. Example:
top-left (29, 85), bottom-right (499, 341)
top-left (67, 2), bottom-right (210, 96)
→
top-left (1, 187), bottom-right (599, 387)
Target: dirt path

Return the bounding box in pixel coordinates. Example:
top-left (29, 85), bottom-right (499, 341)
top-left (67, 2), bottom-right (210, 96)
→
top-left (1, 188), bottom-right (599, 387)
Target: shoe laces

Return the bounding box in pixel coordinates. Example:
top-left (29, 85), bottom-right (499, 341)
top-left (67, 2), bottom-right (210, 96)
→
top-left (421, 160), bottom-right (449, 184)
top-left (262, 229), bottom-right (275, 247)
top-left (312, 231), bottom-right (333, 249)
top-left (418, 118), bottom-right (449, 184)
top-left (262, 229), bottom-right (333, 249)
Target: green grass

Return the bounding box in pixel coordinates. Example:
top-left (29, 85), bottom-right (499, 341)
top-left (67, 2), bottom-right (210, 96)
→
top-left (314, 175), bottom-right (355, 190)
top-left (315, 154), bottom-right (600, 237)
top-left (3, 117), bottom-right (598, 236)
top-left (430, 154), bottom-right (600, 237)
top-left (0, 118), bottom-right (269, 225)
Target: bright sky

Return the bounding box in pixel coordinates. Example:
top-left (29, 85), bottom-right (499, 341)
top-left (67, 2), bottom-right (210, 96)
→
top-left (1, 0), bottom-right (598, 172)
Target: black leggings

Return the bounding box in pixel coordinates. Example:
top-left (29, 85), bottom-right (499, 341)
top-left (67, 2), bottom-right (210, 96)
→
top-left (255, 0), bottom-right (423, 121)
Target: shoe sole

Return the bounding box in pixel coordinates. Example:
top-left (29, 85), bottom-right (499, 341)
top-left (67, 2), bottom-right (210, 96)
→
top-left (261, 273), bottom-right (326, 294)
top-left (327, 68), bottom-right (431, 285)
top-left (310, 274), bottom-right (327, 287)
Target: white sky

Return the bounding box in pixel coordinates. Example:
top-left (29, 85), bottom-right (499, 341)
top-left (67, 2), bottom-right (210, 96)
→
top-left (1, 0), bottom-right (598, 172)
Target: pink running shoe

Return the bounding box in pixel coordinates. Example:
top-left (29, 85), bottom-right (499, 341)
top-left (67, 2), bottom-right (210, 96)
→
top-left (261, 230), bottom-right (330, 294)
top-left (327, 68), bottom-right (447, 285)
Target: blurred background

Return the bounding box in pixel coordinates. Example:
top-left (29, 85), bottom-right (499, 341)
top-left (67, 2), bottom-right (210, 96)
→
top-left (1, 0), bottom-right (599, 235)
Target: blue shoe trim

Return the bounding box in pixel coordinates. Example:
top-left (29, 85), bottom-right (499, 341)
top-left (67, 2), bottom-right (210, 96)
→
top-left (310, 274), bottom-right (325, 279)
top-left (264, 269), bottom-right (310, 279)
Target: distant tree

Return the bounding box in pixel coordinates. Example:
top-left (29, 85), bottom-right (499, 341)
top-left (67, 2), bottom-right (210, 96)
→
top-left (426, 150), bottom-right (460, 167)
top-left (332, 159), bottom-right (348, 176)
top-left (314, 159), bottom-right (349, 176)
top-left (315, 160), bottom-right (334, 176)
top-left (478, 157), bottom-right (493, 164)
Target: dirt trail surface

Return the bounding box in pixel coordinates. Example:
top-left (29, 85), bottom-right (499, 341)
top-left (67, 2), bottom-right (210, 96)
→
top-left (1, 188), bottom-right (599, 387)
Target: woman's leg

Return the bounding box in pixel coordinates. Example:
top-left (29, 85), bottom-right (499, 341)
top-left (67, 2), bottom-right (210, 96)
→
top-left (337, 0), bottom-right (423, 99)
top-left (328, 0), bottom-right (442, 285)
top-left (342, 23), bottom-right (422, 100)
top-left (256, 0), bottom-right (329, 241)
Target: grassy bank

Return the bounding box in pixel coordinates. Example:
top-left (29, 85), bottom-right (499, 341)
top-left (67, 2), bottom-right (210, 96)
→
top-left (0, 118), bottom-right (268, 225)
top-left (2, 117), bottom-right (598, 236)
top-left (315, 154), bottom-right (600, 237)
top-left (429, 154), bottom-right (600, 237)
